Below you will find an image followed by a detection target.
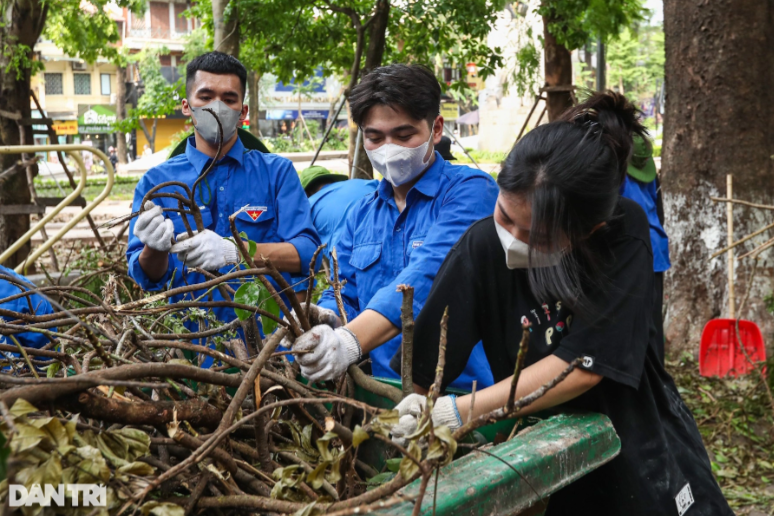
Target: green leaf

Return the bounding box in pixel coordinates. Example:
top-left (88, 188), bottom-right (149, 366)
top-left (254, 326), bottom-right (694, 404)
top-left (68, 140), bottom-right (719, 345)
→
top-left (306, 462), bottom-right (327, 490)
top-left (352, 425), bottom-right (369, 447)
top-left (46, 361), bottom-right (61, 378)
top-left (9, 399), bottom-right (39, 418)
top-left (366, 471), bottom-right (395, 486)
top-left (385, 458), bottom-right (402, 473)
top-left (230, 279), bottom-right (283, 334)
top-left (118, 461), bottom-right (156, 476)
top-left (10, 424), bottom-right (48, 453)
top-left (0, 431), bottom-right (9, 481)
top-left (399, 454), bottom-right (420, 480)
top-left (376, 409), bottom-right (400, 426)
top-left (315, 431), bottom-right (338, 462)
top-left (140, 501), bottom-right (185, 516)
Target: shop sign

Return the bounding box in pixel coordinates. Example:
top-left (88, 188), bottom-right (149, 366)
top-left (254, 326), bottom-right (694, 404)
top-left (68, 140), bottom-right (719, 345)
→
top-left (78, 105), bottom-right (117, 134)
top-left (267, 109), bottom-right (298, 120)
top-left (52, 120), bottom-right (78, 135)
top-left (440, 102), bottom-right (459, 121)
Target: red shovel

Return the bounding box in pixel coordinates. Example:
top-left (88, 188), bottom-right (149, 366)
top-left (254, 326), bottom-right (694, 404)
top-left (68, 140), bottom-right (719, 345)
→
top-left (700, 175), bottom-right (766, 377)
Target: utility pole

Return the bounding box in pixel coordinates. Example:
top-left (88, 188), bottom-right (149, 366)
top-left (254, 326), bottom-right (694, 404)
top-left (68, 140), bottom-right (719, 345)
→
top-left (596, 37), bottom-right (606, 91)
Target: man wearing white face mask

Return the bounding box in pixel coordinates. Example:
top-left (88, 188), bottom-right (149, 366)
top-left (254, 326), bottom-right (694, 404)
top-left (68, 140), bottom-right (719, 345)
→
top-left (127, 52), bottom-right (320, 366)
top-left (289, 64), bottom-right (497, 390)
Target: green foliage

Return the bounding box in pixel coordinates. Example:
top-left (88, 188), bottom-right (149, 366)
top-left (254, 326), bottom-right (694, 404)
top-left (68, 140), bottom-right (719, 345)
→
top-left (606, 25), bottom-right (664, 100)
top-left (452, 149), bottom-right (508, 164)
top-left (669, 353), bottom-right (774, 513)
top-left (3, 44), bottom-right (43, 80)
top-left (0, 399), bottom-right (172, 513)
top-left (235, 0), bottom-right (507, 100)
top-left (538, 0), bottom-right (647, 51)
top-left (43, 0), bottom-right (145, 64)
top-left (113, 48), bottom-right (184, 137)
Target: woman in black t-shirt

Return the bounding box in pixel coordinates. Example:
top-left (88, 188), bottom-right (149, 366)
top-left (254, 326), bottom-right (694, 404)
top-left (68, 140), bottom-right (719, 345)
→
top-left (390, 92), bottom-right (732, 516)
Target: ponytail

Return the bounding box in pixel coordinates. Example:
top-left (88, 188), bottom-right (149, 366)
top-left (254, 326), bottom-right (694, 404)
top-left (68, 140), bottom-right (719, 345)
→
top-left (496, 91), bottom-right (647, 313)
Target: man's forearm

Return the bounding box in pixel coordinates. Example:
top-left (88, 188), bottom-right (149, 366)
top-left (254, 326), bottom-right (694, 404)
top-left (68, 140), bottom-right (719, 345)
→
top-left (346, 309), bottom-right (400, 354)
top-left (253, 242), bottom-right (301, 272)
top-left (138, 246), bottom-right (170, 283)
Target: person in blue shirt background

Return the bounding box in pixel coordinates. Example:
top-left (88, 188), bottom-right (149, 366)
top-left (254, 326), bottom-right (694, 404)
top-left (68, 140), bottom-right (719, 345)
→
top-left (620, 134), bottom-right (670, 363)
top-left (287, 64), bottom-right (496, 390)
top-left (300, 165), bottom-right (378, 265)
top-left (0, 265), bottom-right (55, 372)
top-left (127, 52), bottom-right (320, 364)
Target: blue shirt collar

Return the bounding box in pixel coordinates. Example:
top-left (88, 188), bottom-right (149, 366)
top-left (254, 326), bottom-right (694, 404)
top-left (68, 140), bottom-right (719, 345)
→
top-left (377, 151), bottom-right (445, 201)
top-left (184, 134), bottom-right (246, 174)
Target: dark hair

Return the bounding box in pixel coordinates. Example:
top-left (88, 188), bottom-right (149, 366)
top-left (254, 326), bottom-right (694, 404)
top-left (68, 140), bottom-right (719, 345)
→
top-left (186, 51), bottom-right (247, 99)
top-left (497, 91), bottom-right (647, 312)
top-left (349, 64), bottom-right (441, 128)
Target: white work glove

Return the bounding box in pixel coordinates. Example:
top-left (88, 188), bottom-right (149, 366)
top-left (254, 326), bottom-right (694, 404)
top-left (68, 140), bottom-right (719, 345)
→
top-left (391, 393), bottom-right (462, 447)
top-left (294, 325), bottom-right (361, 383)
top-left (169, 229), bottom-right (239, 271)
top-left (134, 201), bottom-right (175, 252)
top-left (279, 305), bottom-right (342, 348)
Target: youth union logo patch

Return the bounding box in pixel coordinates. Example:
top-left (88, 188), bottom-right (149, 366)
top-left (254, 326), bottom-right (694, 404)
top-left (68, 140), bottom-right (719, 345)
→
top-left (244, 206), bottom-right (267, 221)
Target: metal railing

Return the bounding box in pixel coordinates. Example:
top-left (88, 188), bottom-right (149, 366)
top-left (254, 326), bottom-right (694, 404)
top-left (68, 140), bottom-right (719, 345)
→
top-left (0, 144), bottom-right (115, 274)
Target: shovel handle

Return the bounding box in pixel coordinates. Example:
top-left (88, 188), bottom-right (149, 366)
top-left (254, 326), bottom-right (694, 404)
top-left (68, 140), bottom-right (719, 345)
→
top-left (727, 174), bottom-right (735, 319)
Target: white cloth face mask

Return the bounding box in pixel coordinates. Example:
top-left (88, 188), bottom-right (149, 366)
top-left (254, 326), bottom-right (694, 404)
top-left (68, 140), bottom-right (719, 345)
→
top-left (494, 219), bottom-right (564, 269)
top-left (190, 100), bottom-right (242, 145)
top-left (365, 131), bottom-right (433, 187)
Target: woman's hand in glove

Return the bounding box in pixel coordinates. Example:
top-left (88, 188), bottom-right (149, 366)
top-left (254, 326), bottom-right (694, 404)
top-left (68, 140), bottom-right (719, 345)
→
top-left (390, 394), bottom-right (462, 447)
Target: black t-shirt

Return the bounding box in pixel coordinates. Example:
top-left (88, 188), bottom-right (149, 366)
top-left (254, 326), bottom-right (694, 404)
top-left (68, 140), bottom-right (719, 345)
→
top-left (395, 199), bottom-right (732, 516)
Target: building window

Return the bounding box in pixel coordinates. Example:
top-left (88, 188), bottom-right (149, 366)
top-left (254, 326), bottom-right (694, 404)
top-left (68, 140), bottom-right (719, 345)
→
top-left (74, 73), bottom-right (92, 95)
top-left (174, 3), bottom-right (189, 34)
top-left (44, 73), bottom-right (63, 95)
top-left (100, 74), bottom-right (111, 95)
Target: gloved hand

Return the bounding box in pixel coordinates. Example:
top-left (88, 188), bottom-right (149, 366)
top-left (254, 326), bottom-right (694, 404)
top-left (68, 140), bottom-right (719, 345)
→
top-left (280, 305), bottom-right (342, 348)
top-left (169, 229), bottom-right (239, 271)
top-left (391, 394), bottom-right (462, 447)
top-left (134, 201), bottom-right (175, 252)
top-left (294, 325), bottom-right (361, 383)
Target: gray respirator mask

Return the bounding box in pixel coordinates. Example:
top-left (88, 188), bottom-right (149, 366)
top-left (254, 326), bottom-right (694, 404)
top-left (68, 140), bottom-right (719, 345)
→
top-left (189, 100), bottom-right (242, 145)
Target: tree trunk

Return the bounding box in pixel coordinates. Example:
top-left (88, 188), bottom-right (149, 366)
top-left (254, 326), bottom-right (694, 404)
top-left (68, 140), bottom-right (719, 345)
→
top-left (212, 0), bottom-right (239, 57)
top-left (115, 65), bottom-right (129, 164)
top-left (583, 41), bottom-right (595, 89)
top-left (542, 15), bottom-right (573, 121)
top-left (0, 0), bottom-right (48, 267)
top-left (248, 70), bottom-right (260, 138)
top-left (347, 0), bottom-right (391, 180)
top-left (661, 0), bottom-right (774, 354)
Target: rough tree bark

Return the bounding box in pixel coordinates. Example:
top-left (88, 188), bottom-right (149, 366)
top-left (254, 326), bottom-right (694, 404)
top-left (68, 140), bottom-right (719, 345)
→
top-left (212, 0), bottom-right (239, 57)
top-left (248, 70), bottom-right (260, 138)
top-left (347, 0), bottom-right (390, 180)
top-left (542, 15), bottom-right (573, 121)
top-left (0, 0), bottom-right (48, 267)
top-left (662, 0), bottom-right (774, 354)
top-left (115, 65), bottom-right (129, 164)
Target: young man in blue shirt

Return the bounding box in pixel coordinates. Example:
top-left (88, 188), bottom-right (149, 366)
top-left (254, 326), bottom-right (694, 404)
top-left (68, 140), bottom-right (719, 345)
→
top-left (620, 135), bottom-right (670, 363)
top-left (300, 165), bottom-right (378, 265)
top-left (127, 52), bottom-right (320, 361)
top-left (289, 64), bottom-right (496, 389)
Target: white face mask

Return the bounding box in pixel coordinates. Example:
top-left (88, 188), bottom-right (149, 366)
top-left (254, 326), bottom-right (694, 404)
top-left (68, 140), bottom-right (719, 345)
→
top-left (190, 100), bottom-right (243, 145)
top-left (365, 130), bottom-right (434, 187)
top-left (494, 219), bottom-right (564, 269)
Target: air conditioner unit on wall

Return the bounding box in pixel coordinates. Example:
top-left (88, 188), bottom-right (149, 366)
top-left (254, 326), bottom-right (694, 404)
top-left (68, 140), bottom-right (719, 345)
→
top-left (72, 61), bottom-right (87, 71)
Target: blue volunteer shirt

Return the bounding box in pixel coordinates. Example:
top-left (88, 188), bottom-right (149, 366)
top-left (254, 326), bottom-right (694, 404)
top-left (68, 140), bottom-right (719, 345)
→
top-left (309, 179), bottom-right (379, 263)
top-left (0, 265), bottom-right (55, 350)
top-left (317, 152), bottom-right (497, 390)
top-left (127, 136), bottom-right (321, 356)
top-left (620, 176), bottom-right (671, 272)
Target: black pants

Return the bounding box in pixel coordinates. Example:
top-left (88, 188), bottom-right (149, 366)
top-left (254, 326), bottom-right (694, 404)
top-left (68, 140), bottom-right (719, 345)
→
top-left (653, 272), bottom-right (665, 364)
